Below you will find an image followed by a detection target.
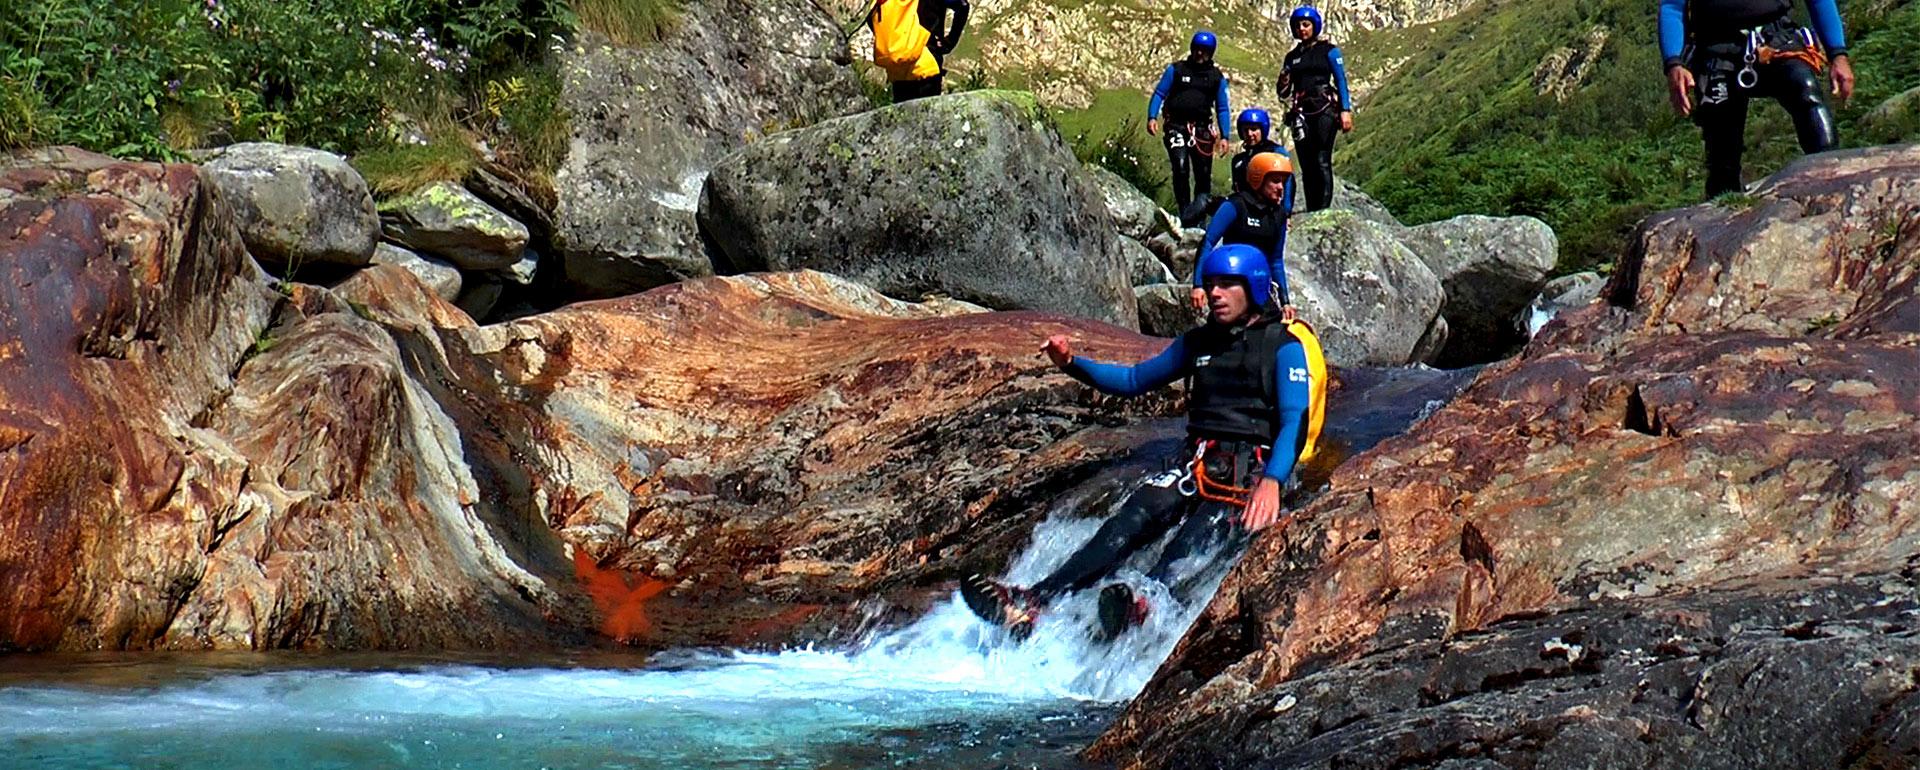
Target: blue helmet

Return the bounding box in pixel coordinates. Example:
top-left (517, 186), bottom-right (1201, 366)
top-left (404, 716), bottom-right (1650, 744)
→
top-left (1191, 30), bottom-right (1217, 52)
top-left (1289, 6), bottom-right (1324, 36)
top-left (1199, 244), bottom-right (1273, 308)
top-left (1236, 108), bottom-right (1272, 136)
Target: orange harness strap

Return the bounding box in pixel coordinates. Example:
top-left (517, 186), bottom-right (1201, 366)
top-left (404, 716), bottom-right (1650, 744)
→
top-left (1188, 440), bottom-right (1267, 507)
top-left (1759, 44), bottom-right (1827, 72)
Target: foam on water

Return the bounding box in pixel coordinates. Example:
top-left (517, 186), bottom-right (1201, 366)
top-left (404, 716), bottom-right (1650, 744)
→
top-left (0, 470), bottom-right (1214, 768)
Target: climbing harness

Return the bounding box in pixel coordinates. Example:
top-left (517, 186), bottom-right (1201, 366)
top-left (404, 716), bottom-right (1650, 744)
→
top-left (1175, 439), bottom-right (1268, 506)
top-left (1734, 22), bottom-right (1829, 90)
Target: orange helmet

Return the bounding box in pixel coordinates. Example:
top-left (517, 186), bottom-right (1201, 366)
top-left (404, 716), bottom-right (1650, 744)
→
top-left (1247, 152), bottom-right (1293, 190)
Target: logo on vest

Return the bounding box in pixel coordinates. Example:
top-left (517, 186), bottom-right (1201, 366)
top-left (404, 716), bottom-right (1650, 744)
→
top-left (1195, 355), bottom-right (1214, 367)
top-left (1246, 217), bottom-right (1263, 227)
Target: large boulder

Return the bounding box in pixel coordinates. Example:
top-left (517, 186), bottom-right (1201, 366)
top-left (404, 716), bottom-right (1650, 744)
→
top-left (1401, 213), bottom-right (1558, 365)
top-left (1088, 164), bottom-right (1174, 241)
top-left (1125, 237), bottom-right (1176, 286)
top-left (1330, 177), bottom-right (1402, 228)
top-left (552, 0), bottom-right (866, 299)
top-left (1135, 283), bottom-right (1201, 337)
top-left (380, 181), bottom-right (530, 270)
top-left (200, 142), bottom-right (379, 269)
top-left (1091, 144), bottom-right (1920, 769)
top-left (1284, 208), bottom-right (1446, 366)
top-left (700, 91), bottom-right (1139, 328)
top-left (0, 147), bottom-right (1182, 651)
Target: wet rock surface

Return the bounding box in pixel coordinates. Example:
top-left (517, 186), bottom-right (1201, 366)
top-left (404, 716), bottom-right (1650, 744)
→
top-left (0, 150), bottom-right (1178, 651)
top-left (1094, 144), bottom-right (1920, 769)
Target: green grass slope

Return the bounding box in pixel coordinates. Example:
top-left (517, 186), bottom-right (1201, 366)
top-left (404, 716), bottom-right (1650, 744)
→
top-left (1344, 0), bottom-right (1920, 273)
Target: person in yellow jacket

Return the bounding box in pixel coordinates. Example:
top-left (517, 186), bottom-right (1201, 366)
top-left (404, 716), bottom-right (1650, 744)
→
top-left (870, 0), bottom-right (971, 102)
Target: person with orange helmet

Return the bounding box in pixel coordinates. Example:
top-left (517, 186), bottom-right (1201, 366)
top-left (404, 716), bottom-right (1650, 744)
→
top-left (1190, 152), bottom-right (1295, 313)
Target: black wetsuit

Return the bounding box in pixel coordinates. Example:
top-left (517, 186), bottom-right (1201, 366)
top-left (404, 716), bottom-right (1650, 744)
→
top-left (1150, 59), bottom-right (1233, 222)
top-left (892, 0), bottom-right (971, 102)
top-left (1659, 0), bottom-right (1846, 197)
top-left (1027, 317), bottom-right (1313, 600)
top-left (1278, 40), bottom-right (1351, 212)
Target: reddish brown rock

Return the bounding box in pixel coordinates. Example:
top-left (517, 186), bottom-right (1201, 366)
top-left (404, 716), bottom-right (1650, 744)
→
top-left (1095, 145), bottom-right (1920, 768)
top-left (0, 148), bottom-right (1173, 651)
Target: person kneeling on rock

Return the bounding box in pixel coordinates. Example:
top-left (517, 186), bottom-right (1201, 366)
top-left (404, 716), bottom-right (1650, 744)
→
top-left (961, 245), bottom-right (1327, 641)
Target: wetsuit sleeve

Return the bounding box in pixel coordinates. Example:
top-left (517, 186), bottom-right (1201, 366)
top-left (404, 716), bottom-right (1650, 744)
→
top-left (1282, 149), bottom-right (1297, 213)
top-left (1272, 220), bottom-right (1291, 305)
top-left (1149, 65), bottom-right (1176, 120)
top-left (1807, 0), bottom-right (1848, 55)
top-left (1329, 46), bottom-right (1352, 111)
top-left (1263, 340), bottom-right (1312, 481)
top-left (1658, 0), bottom-right (1688, 69)
top-left (1195, 201), bottom-right (1237, 288)
top-left (1063, 337), bottom-right (1190, 396)
top-left (1216, 76), bottom-right (1233, 139)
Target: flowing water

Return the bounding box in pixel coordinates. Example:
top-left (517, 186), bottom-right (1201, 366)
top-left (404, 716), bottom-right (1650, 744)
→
top-left (0, 366), bottom-right (1478, 770)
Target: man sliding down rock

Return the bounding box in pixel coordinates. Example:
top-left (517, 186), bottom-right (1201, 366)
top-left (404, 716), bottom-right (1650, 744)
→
top-left (962, 245), bottom-right (1328, 641)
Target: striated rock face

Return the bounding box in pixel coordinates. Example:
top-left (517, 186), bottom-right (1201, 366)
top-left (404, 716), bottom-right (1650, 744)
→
top-left (1095, 145), bottom-right (1920, 769)
top-left (0, 149), bottom-right (1174, 651)
top-left (552, 0), bottom-right (866, 300)
top-left (701, 91), bottom-right (1139, 328)
top-left (200, 142), bottom-right (379, 269)
top-left (0, 148), bottom-right (586, 650)
top-left (471, 270), bottom-right (1169, 645)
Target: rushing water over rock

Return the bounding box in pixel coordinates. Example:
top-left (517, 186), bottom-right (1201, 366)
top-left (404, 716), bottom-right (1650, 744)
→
top-left (0, 364), bottom-right (1478, 769)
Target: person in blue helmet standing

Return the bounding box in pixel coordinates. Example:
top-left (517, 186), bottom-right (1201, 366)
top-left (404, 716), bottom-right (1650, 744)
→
top-left (960, 244), bottom-right (1327, 642)
top-left (1659, 0), bottom-right (1854, 198)
top-left (1149, 31), bottom-right (1234, 226)
top-left (1192, 152), bottom-right (1296, 315)
top-left (1229, 108), bottom-right (1293, 198)
top-left (1276, 6), bottom-right (1352, 212)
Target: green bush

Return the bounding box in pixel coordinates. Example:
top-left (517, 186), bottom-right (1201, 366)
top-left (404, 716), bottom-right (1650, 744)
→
top-left (1073, 116), bottom-right (1168, 202)
top-left (0, 0), bottom-right (575, 165)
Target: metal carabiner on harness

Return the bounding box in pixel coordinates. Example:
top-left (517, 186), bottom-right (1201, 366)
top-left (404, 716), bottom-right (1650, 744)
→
top-left (1175, 441), bottom-right (1205, 498)
top-left (1737, 28), bottom-right (1762, 89)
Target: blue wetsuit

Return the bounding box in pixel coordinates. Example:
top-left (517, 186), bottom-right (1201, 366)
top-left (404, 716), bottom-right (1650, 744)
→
top-left (1279, 39), bottom-right (1350, 212)
top-left (1657, 0), bottom-right (1845, 197)
top-left (1149, 65), bottom-right (1233, 140)
top-left (1149, 58), bottom-right (1233, 219)
top-left (1194, 193), bottom-right (1291, 305)
top-left (1030, 320), bottom-right (1313, 597)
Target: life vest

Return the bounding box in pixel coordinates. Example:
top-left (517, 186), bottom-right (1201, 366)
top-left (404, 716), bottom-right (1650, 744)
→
top-left (1164, 60), bottom-right (1224, 123)
top-left (1221, 191), bottom-right (1285, 256)
top-left (1183, 316), bottom-right (1327, 459)
top-left (1283, 40), bottom-right (1339, 111)
top-left (872, 0), bottom-right (941, 82)
top-left (1685, 0), bottom-right (1793, 39)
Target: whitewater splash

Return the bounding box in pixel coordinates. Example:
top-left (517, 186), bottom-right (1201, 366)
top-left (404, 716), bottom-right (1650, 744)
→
top-left (0, 466), bottom-right (1205, 769)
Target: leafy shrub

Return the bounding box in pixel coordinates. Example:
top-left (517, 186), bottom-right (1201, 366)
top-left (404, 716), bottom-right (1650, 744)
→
top-left (1073, 116), bottom-right (1167, 201)
top-left (0, 0), bottom-right (577, 167)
